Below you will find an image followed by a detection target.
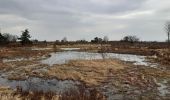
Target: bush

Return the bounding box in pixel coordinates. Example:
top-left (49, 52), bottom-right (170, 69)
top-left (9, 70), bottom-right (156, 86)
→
top-left (121, 35), bottom-right (140, 43)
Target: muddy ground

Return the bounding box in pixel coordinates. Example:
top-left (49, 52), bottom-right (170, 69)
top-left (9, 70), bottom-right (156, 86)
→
top-left (0, 44), bottom-right (169, 100)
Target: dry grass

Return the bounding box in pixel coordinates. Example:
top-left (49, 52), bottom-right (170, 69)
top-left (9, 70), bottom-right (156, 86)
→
top-left (0, 84), bottom-right (105, 100)
top-left (60, 84), bottom-right (106, 100)
top-left (0, 47), bottom-right (52, 59)
top-left (0, 45), bottom-right (170, 99)
top-left (47, 59), bottom-right (126, 86)
top-left (69, 59), bottom-right (124, 70)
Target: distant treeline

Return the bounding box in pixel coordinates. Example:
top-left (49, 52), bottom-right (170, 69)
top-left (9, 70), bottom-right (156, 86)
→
top-left (0, 29), bottom-right (170, 47)
top-left (0, 29), bottom-right (34, 46)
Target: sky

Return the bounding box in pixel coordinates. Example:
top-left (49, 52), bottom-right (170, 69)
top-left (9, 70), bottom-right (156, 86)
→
top-left (0, 0), bottom-right (170, 41)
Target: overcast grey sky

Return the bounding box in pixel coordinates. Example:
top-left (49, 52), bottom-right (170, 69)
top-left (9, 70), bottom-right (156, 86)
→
top-left (0, 0), bottom-right (170, 41)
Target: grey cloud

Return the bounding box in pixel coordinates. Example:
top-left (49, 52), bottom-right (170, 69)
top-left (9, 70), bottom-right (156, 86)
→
top-left (0, 0), bottom-right (169, 41)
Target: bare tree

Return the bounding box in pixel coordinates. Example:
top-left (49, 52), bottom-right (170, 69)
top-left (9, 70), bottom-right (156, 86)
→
top-left (165, 21), bottom-right (170, 43)
top-left (103, 36), bottom-right (109, 42)
top-left (61, 37), bottom-right (67, 42)
top-left (3, 33), bottom-right (18, 42)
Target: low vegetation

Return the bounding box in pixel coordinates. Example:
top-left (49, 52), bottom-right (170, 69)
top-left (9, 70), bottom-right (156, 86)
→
top-left (0, 27), bottom-right (170, 99)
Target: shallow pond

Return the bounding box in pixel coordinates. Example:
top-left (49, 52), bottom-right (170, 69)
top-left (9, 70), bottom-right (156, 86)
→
top-left (1, 49), bottom-right (167, 99)
top-left (156, 80), bottom-right (170, 96)
top-left (41, 51), bottom-right (157, 67)
top-left (60, 48), bottom-right (80, 51)
top-left (3, 57), bottom-right (32, 63)
top-left (0, 76), bottom-right (80, 93)
top-left (31, 48), bottom-right (52, 51)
